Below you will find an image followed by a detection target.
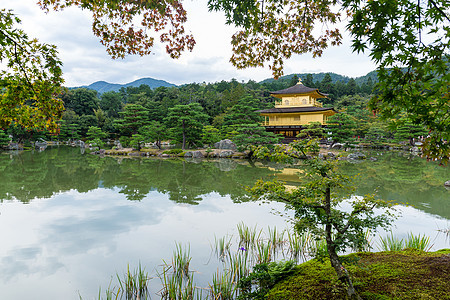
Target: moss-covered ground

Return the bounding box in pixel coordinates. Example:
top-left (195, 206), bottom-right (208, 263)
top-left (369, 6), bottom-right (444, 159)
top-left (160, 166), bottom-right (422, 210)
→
top-left (267, 249), bottom-right (450, 300)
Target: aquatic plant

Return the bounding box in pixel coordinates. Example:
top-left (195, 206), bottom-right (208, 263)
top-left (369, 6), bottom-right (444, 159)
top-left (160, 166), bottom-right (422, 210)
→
top-left (236, 222), bottom-right (262, 251)
top-left (226, 249), bottom-right (250, 283)
top-left (255, 240), bottom-right (273, 265)
top-left (209, 270), bottom-right (236, 300)
top-left (213, 235), bottom-right (232, 261)
top-left (405, 233), bottom-right (432, 251)
top-left (285, 230), bottom-right (313, 262)
top-left (267, 226), bottom-right (285, 257)
top-left (116, 263), bottom-right (151, 300)
top-left (379, 232), bottom-right (404, 251)
top-left (158, 243), bottom-right (203, 300)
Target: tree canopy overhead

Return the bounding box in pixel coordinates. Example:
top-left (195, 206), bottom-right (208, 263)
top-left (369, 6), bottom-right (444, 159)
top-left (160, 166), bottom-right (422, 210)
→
top-left (38, 0), bottom-right (196, 59)
top-left (0, 9), bottom-right (64, 132)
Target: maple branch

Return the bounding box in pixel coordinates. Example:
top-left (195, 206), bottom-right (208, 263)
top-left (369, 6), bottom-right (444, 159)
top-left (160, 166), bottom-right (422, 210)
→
top-left (0, 27), bottom-right (37, 96)
top-left (336, 203), bottom-right (378, 235)
top-left (428, 0), bottom-right (450, 22)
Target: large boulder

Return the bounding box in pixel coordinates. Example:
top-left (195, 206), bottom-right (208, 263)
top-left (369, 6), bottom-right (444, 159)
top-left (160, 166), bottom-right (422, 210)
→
top-left (214, 139), bottom-right (237, 150)
top-left (184, 151), bottom-right (204, 158)
top-left (330, 143), bottom-right (344, 149)
top-left (35, 141), bottom-right (47, 151)
top-left (219, 150), bottom-right (235, 158)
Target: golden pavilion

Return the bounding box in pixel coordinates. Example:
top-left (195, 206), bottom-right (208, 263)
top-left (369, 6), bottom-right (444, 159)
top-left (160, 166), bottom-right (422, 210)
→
top-left (259, 79), bottom-right (337, 140)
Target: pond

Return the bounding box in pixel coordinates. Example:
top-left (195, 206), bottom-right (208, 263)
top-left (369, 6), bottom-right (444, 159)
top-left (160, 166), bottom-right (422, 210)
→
top-left (0, 147), bottom-right (448, 299)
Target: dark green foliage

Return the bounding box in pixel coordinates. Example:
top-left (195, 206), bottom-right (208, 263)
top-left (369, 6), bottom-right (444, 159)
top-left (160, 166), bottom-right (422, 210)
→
top-left (201, 125), bottom-right (222, 146)
top-left (238, 261), bottom-right (296, 299)
top-left (359, 77), bottom-right (374, 95)
top-left (302, 74), bottom-right (315, 88)
top-left (231, 124), bottom-right (282, 152)
top-left (115, 104), bottom-right (150, 136)
top-left (297, 122), bottom-right (324, 139)
top-left (262, 72), bottom-right (354, 86)
top-left (289, 74), bottom-right (299, 86)
top-left (78, 114), bottom-right (98, 136)
top-left (165, 103), bottom-right (208, 150)
top-left (392, 119), bottom-right (428, 146)
top-left (64, 88), bottom-right (99, 116)
top-left (130, 133), bottom-right (145, 151)
top-left (119, 136), bottom-right (130, 147)
top-left (365, 122), bottom-right (389, 146)
top-left (6, 123), bottom-right (47, 144)
top-left (0, 74), bottom-right (429, 150)
top-left (58, 122), bottom-right (80, 141)
top-left (222, 96), bottom-right (264, 127)
top-left (86, 126), bottom-right (107, 147)
top-left (0, 130), bottom-right (10, 148)
top-left (327, 113), bottom-right (358, 145)
top-left (346, 78), bottom-right (358, 95)
top-left (100, 91), bottom-right (123, 118)
top-left (140, 121), bottom-right (167, 149)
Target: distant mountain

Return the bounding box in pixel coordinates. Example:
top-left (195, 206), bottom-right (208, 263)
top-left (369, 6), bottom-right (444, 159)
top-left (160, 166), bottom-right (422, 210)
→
top-left (75, 77), bottom-right (177, 94)
top-left (353, 70), bottom-right (378, 85)
top-left (259, 71), bottom-right (378, 85)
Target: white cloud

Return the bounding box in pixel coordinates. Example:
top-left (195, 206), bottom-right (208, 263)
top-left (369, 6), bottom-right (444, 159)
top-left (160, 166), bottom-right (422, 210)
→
top-left (6, 1), bottom-right (376, 87)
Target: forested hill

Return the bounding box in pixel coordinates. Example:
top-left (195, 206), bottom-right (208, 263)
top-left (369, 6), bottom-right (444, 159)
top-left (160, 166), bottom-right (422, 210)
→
top-left (75, 71), bottom-right (378, 94)
top-left (77, 77), bottom-right (176, 94)
top-left (259, 71), bottom-right (378, 86)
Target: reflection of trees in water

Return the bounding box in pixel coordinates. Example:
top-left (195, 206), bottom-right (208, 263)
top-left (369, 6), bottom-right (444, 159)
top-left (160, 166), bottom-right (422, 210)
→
top-left (337, 152), bottom-right (449, 219)
top-left (0, 147), bottom-right (274, 204)
top-left (101, 158), bottom-right (275, 203)
top-left (1, 148), bottom-right (446, 220)
top-left (0, 147), bottom-right (101, 203)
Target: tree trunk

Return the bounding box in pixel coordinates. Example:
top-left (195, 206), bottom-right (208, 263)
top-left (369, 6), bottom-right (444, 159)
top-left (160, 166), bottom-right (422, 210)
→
top-left (324, 185), bottom-right (361, 300)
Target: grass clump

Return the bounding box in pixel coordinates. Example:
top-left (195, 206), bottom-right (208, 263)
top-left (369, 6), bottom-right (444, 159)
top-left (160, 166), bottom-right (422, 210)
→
top-left (379, 232), bottom-right (432, 252)
top-left (94, 263), bottom-right (151, 300)
top-left (158, 243), bottom-right (203, 299)
top-left (116, 263), bottom-right (151, 300)
top-left (163, 149), bottom-right (184, 155)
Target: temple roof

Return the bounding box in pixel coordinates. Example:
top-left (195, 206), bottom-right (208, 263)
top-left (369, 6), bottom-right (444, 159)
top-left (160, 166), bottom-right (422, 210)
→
top-left (270, 80), bottom-right (328, 98)
top-left (258, 107), bottom-right (336, 114)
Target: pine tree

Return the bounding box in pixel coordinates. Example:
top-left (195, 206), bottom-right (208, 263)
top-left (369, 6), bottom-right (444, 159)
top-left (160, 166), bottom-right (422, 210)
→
top-left (165, 103), bottom-right (208, 150)
top-left (115, 104), bottom-right (150, 136)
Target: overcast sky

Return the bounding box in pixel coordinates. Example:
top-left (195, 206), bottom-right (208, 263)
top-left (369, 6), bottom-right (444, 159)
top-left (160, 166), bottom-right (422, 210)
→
top-left (8, 1), bottom-right (377, 87)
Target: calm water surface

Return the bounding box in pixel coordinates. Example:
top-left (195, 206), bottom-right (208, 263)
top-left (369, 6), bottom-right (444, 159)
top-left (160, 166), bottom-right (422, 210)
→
top-left (0, 147), bottom-right (448, 299)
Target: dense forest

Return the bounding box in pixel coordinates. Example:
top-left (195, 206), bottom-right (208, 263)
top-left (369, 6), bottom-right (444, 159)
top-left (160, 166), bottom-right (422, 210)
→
top-left (0, 73), bottom-right (427, 151)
